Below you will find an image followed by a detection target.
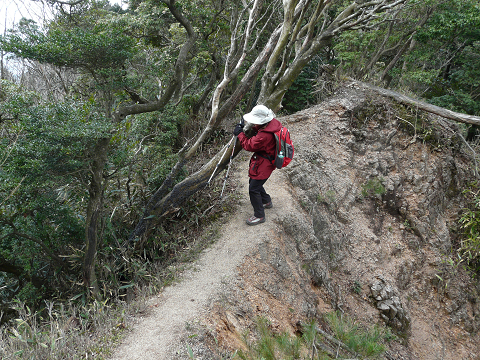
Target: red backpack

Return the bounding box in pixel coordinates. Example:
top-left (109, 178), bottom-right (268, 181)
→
top-left (272, 126), bottom-right (294, 169)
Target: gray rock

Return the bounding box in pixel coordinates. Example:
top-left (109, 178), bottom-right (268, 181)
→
top-left (377, 301), bottom-right (391, 311)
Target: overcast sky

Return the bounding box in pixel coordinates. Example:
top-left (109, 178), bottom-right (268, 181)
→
top-left (1, 0), bottom-right (125, 31)
top-left (1, 0), bottom-right (53, 30)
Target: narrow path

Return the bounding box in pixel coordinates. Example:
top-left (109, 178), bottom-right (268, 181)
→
top-left (109, 157), bottom-right (295, 360)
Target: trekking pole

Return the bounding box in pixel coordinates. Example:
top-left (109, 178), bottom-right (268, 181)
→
top-left (220, 136), bottom-right (237, 199)
top-left (207, 135), bottom-right (235, 185)
top-left (207, 117), bottom-right (244, 186)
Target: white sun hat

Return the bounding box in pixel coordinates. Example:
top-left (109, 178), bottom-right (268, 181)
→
top-left (243, 105), bottom-right (275, 125)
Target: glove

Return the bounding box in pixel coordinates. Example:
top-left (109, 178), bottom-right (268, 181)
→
top-left (233, 123), bottom-right (244, 136)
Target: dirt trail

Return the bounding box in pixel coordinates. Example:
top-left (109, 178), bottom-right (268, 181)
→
top-left (109, 156), bottom-right (296, 360)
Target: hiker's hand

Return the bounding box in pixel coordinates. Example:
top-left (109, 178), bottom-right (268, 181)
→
top-left (233, 124), bottom-right (243, 136)
top-left (240, 117), bottom-right (245, 127)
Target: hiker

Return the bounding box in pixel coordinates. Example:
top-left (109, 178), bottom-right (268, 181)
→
top-left (233, 105), bottom-right (282, 225)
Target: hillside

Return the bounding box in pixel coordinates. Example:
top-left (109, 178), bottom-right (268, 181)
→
top-left (110, 82), bottom-right (480, 360)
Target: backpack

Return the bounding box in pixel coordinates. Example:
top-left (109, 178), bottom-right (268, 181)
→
top-left (272, 126), bottom-right (294, 169)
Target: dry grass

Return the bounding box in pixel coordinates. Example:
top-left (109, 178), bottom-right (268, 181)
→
top-left (0, 298), bottom-right (144, 359)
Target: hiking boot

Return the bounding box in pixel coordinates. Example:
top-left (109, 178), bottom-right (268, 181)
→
top-left (246, 216), bottom-right (266, 226)
top-left (263, 201), bottom-right (273, 209)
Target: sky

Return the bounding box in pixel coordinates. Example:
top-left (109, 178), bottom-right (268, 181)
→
top-left (1, 0), bottom-right (53, 30)
top-left (0, 0), bottom-right (126, 30)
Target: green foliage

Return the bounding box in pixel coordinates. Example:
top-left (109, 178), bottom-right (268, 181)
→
top-left (352, 280), bottom-right (362, 295)
top-left (334, 29), bottom-right (380, 75)
top-left (458, 183), bottom-right (480, 272)
top-left (317, 190), bottom-right (336, 204)
top-left (282, 58), bottom-right (321, 114)
top-left (1, 16), bottom-right (136, 71)
top-left (126, 105), bottom-right (188, 191)
top-left (236, 318), bottom-right (302, 360)
top-left (415, 0), bottom-right (480, 116)
top-left (235, 314), bottom-right (389, 360)
top-left (334, 0), bottom-right (480, 117)
top-left (361, 178), bottom-right (386, 198)
top-left (109, 0), bottom-right (226, 102)
top-left (0, 81), bottom-right (101, 306)
top-left (1, 6), bottom-right (138, 100)
top-left (324, 311), bottom-right (386, 358)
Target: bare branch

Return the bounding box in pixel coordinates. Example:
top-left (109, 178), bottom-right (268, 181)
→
top-left (0, 254), bottom-right (48, 288)
top-left (360, 12), bottom-right (397, 77)
top-left (184, 0), bottom-right (265, 159)
top-left (129, 23), bottom-right (284, 243)
top-left (351, 79), bottom-right (480, 125)
top-left (455, 132), bottom-right (480, 178)
top-left (114, 0), bottom-right (196, 122)
top-left (380, 6), bottom-right (433, 82)
top-left (248, 0), bottom-right (280, 53)
top-left (304, 0), bottom-right (327, 47)
top-left (0, 216), bottom-right (65, 266)
top-left (12, 231), bottom-right (65, 265)
top-left (46, 0), bottom-right (86, 5)
top-left (259, 0), bottom-right (408, 110)
top-left (174, 74), bottom-right (198, 107)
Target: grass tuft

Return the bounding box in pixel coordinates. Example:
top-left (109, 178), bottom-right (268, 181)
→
top-left (233, 313), bottom-right (390, 360)
top-left (324, 311), bottom-right (386, 358)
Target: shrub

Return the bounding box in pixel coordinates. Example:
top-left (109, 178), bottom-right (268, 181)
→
top-left (361, 177), bottom-right (386, 198)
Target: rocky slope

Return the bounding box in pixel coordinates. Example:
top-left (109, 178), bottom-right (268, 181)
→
top-left (186, 82), bottom-right (480, 359)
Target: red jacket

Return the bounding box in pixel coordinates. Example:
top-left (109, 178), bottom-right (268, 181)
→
top-left (238, 118), bottom-right (282, 180)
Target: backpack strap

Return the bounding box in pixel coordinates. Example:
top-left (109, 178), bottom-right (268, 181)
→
top-left (256, 152), bottom-right (274, 162)
top-left (255, 131), bottom-right (277, 163)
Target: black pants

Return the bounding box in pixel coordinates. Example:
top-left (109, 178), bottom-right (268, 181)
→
top-left (249, 178), bottom-right (271, 218)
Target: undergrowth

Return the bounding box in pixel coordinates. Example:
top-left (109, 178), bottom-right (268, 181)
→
top-left (233, 312), bottom-right (392, 360)
top-left (0, 152), bottom-right (242, 359)
top-left (324, 311), bottom-right (387, 358)
top-left (457, 181), bottom-right (480, 274)
top-left (1, 299), bottom-right (131, 359)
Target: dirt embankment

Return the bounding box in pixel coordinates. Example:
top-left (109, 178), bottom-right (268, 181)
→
top-left (111, 83), bottom-right (480, 360)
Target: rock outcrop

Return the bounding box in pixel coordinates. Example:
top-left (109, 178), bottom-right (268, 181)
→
top-left (371, 279), bottom-right (410, 332)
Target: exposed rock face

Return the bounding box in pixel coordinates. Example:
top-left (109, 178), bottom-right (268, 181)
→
top-left (204, 83), bottom-right (480, 359)
top-left (371, 279), bottom-right (410, 332)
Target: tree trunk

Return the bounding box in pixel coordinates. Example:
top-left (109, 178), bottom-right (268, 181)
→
top-left (380, 32), bottom-right (415, 85)
top-left (352, 79), bottom-right (480, 125)
top-left (130, 138), bottom-right (242, 245)
top-left (261, 34), bottom-right (333, 110)
top-left (360, 16), bottom-right (397, 79)
top-left (83, 137), bottom-right (109, 297)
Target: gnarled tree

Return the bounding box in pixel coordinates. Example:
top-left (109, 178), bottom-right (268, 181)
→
top-left (130, 0), bottom-right (411, 244)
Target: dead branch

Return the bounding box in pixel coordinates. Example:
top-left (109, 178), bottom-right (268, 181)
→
top-left (350, 79), bottom-right (480, 126)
